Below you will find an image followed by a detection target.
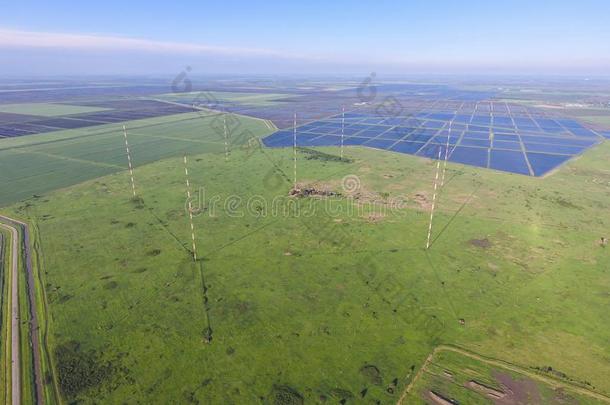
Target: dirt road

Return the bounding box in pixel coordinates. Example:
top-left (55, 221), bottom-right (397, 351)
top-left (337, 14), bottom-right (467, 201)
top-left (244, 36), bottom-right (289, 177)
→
top-left (0, 215), bottom-right (45, 404)
top-left (0, 221), bottom-right (20, 405)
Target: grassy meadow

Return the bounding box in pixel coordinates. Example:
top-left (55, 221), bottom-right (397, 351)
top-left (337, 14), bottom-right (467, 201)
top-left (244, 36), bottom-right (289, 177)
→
top-left (2, 126), bottom-right (609, 403)
top-left (0, 103), bottom-right (111, 117)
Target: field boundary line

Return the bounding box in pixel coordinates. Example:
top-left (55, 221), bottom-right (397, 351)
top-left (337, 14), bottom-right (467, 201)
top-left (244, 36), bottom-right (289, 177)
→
top-left (397, 344), bottom-right (610, 404)
top-left (13, 148), bottom-right (125, 170)
top-left (126, 130), bottom-right (225, 145)
top-left (148, 98), bottom-right (211, 112)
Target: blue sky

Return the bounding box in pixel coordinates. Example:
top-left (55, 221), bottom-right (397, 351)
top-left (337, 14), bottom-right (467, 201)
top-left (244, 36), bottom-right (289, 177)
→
top-left (1, 0), bottom-right (610, 76)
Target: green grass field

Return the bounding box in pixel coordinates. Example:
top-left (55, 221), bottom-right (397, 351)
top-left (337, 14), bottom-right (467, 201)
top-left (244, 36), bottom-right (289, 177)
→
top-left (0, 103), bottom-right (111, 117)
top-left (565, 110), bottom-right (610, 129)
top-left (2, 125), bottom-right (609, 403)
top-left (155, 91), bottom-right (294, 107)
top-left (0, 111), bottom-right (272, 206)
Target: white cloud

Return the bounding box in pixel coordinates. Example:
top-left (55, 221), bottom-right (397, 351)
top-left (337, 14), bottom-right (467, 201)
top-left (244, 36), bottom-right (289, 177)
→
top-left (0, 28), bottom-right (297, 58)
top-left (0, 28), bottom-right (607, 75)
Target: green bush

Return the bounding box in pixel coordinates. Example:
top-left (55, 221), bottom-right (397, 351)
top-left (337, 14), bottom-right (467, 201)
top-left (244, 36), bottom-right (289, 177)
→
top-left (55, 341), bottom-right (114, 398)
